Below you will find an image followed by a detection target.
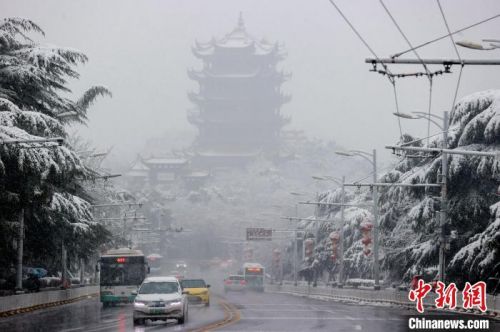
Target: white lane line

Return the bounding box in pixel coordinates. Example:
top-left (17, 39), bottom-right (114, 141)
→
top-left (308, 304), bottom-right (354, 318)
top-left (354, 324), bottom-right (363, 330)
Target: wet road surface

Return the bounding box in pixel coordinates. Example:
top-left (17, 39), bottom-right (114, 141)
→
top-left (1, 290), bottom-right (498, 331)
top-left (220, 291), bottom-right (407, 332)
top-left (0, 295), bottom-right (226, 332)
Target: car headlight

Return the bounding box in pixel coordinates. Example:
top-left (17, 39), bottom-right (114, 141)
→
top-left (167, 299), bottom-right (182, 306)
top-left (134, 301), bottom-right (147, 307)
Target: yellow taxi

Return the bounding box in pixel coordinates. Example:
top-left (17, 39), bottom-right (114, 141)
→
top-left (180, 278), bottom-right (210, 306)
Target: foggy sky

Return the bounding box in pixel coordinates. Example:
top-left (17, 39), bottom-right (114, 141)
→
top-left (2, 0), bottom-right (500, 165)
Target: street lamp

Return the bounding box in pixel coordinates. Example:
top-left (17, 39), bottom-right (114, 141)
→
top-left (455, 39), bottom-right (500, 50)
top-left (392, 110), bottom-right (450, 282)
top-left (336, 149), bottom-right (380, 290)
top-left (311, 175), bottom-right (347, 287)
top-left (311, 175), bottom-right (343, 186)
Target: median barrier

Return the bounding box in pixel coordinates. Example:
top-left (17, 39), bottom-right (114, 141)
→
top-left (0, 285), bottom-right (98, 317)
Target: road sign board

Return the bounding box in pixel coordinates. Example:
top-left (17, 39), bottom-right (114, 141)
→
top-left (246, 227), bottom-right (272, 241)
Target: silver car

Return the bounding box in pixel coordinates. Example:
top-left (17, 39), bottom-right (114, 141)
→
top-left (133, 276), bottom-right (188, 326)
top-left (224, 275), bottom-right (247, 292)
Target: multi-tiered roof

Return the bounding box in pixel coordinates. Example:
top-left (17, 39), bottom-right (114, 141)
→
top-left (188, 14), bottom-right (291, 167)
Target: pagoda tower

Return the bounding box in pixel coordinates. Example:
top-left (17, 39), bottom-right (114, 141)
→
top-left (188, 14), bottom-right (291, 168)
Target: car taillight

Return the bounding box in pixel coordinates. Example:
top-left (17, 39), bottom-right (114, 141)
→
top-left (224, 280), bottom-right (232, 285)
top-left (240, 280), bottom-right (246, 285)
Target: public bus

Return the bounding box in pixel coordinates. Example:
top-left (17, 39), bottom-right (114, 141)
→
top-left (99, 248), bottom-right (149, 307)
top-left (242, 262), bottom-right (265, 292)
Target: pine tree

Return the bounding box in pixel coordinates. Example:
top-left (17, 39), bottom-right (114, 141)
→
top-left (0, 18), bottom-right (111, 274)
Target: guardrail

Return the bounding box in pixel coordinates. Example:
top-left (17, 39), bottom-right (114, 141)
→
top-left (0, 285), bottom-right (99, 317)
top-left (266, 283), bottom-right (499, 319)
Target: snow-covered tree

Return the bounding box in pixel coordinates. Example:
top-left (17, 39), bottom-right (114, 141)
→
top-left (0, 18), bottom-right (111, 274)
top-left (308, 90), bottom-right (499, 285)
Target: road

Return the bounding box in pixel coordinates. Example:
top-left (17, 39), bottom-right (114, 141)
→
top-left (221, 291), bottom-right (407, 332)
top-left (0, 295), bottom-right (226, 332)
top-left (0, 290), bottom-right (498, 331)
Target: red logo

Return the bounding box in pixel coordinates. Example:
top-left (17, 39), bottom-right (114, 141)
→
top-left (462, 281), bottom-right (487, 312)
top-left (408, 280), bottom-right (487, 313)
top-left (408, 279), bottom-right (432, 313)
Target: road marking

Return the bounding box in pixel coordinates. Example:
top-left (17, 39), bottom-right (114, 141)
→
top-left (188, 297), bottom-right (240, 332)
top-left (354, 324), bottom-right (363, 330)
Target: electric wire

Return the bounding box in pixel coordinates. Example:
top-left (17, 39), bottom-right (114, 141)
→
top-left (379, 0), bottom-right (432, 79)
top-left (450, 65), bottom-right (464, 113)
top-left (326, 0), bottom-right (391, 75)
top-left (326, 0), bottom-right (404, 137)
top-left (426, 78), bottom-right (433, 146)
top-left (392, 13), bottom-right (500, 58)
top-left (436, 0), bottom-right (465, 115)
top-left (436, 0), bottom-right (462, 61)
top-left (379, 0), bottom-right (437, 143)
top-left (392, 83), bottom-right (403, 138)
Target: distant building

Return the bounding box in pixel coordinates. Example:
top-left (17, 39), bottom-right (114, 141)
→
top-left (125, 156), bottom-right (187, 184)
top-left (125, 156), bottom-right (209, 189)
top-left (188, 14), bottom-right (291, 168)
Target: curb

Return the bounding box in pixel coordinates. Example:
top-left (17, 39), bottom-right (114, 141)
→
top-left (0, 293), bottom-right (98, 318)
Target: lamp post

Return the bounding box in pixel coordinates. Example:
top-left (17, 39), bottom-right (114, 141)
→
top-left (455, 39), bottom-right (500, 51)
top-left (289, 192), bottom-right (306, 286)
top-left (393, 111), bottom-right (449, 282)
top-left (311, 175), bottom-right (346, 287)
top-left (336, 149), bottom-right (380, 290)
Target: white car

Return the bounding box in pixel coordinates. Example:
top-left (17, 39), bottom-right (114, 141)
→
top-left (224, 275), bottom-right (247, 292)
top-left (133, 276), bottom-right (188, 326)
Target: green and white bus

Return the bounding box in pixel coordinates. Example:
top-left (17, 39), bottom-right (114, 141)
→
top-left (243, 262), bottom-right (265, 292)
top-left (99, 248), bottom-right (149, 306)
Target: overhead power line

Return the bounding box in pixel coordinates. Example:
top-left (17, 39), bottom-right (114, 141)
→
top-left (379, 0), bottom-right (432, 79)
top-left (435, 0), bottom-right (464, 114)
top-left (326, 0), bottom-right (404, 137)
top-left (391, 13), bottom-right (500, 59)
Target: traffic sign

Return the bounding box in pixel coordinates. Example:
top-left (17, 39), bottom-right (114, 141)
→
top-left (246, 227), bottom-right (272, 241)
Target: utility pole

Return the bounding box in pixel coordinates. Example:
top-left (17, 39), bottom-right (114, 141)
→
top-left (338, 176), bottom-right (346, 287)
top-left (439, 111), bottom-right (449, 282)
top-left (294, 204), bottom-right (298, 286)
top-left (80, 258), bottom-right (85, 285)
top-left (16, 209), bottom-right (24, 292)
top-left (336, 149), bottom-right (381, 289)
top-left (61, 241), bottom-right (68, 289)
top-left (372, 149), bottom-right (380, 290)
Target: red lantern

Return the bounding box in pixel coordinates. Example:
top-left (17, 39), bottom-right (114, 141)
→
top-left (329, 231), bottom-right (340, 261)
top-left (360, 221), bottom-right (373, 256)
top-left (304, 238), bottom-right (315, 258)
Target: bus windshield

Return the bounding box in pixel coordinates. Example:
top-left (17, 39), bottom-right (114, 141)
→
top-left (100, 257), bottom-right (146, 286)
